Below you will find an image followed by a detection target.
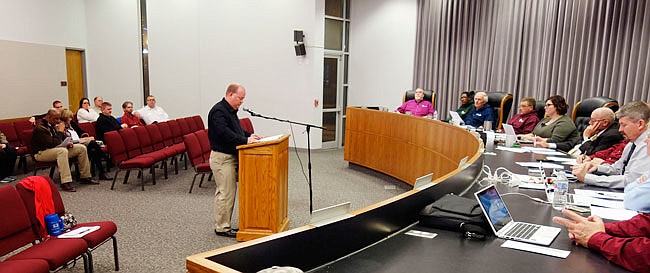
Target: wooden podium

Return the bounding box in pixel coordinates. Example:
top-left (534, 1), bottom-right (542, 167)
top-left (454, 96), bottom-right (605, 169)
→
top-left (235, 134), bottom-right (290, 241)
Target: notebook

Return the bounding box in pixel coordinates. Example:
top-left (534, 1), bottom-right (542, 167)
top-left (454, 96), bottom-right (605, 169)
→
top-left (475, 184), bottom-right (561, 245)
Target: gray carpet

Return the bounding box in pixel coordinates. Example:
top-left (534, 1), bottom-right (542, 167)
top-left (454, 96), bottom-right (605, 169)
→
top-left (2, 147), bottom-right (410, 272)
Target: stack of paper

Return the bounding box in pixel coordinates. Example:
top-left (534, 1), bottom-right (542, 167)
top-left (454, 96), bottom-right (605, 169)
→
top-left (58, 226), bottom-right (100, 238)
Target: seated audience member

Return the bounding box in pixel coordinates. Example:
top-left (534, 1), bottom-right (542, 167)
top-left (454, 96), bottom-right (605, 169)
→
top-left (29, 100), bottom-right (64, 124)
top-left (0, 130), bottom-right (17, 182)
top-left (463, 91), bottom-right (494, 128)
top-left (396, 88), bottom-right (435, 117)
top-left (456, 91), bottom-right (475, 119)
top-left (92, 96), bottom-right (103, 113)
top-left (553, 210), bottom-right (650, 273)
top-left (624, 133), bottom-right (650, 213)
top-left (120, 101), bottom-right (145, 128)
top-left (538, 107), bottom-right (623, 153)
top-left (519, 95), bottom-right (580, 151)
top-left (572, 101), bottom-right (650, 189)
top-left (508, 97), bottom-right (540, 134)
top-left (95, 102), bottom-right (127, 141)
top-left (32, 108), bottom-right (98, 192)
top-left (60, 109), bottom-right (112, 181)
top-left (77, 97), bottom-right (100, 123)
top-left (137, 95), bottom-right (170, 124)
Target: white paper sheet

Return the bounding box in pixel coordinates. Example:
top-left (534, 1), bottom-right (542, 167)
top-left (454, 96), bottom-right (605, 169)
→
top-left (590, 206), bottom-right (638, 221)
top-left (58, 226), bottom-right (100, 238)
top-left (573, 189), bottom-right (624, 201)
top-left (259, 134), bottom-right (283, 142)
top-left (496, 147), bottom-right (530, 153)
top-left (516, 162), bottom-right (565, 169)
top-left (501, 240), bottom-right (570, 258)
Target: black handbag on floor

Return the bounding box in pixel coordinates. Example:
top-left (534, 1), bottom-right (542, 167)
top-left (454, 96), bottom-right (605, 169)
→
top-left (419, 194), bottom-right (488, 239)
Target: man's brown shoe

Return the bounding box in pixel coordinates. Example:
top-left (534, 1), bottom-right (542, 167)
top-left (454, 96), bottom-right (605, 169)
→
top-left (79, 178), bottom-right (100, 185)
top-left (61, 183), bottom-right (76, 192)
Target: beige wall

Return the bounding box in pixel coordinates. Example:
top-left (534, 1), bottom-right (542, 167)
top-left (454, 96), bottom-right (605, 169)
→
top-left (0, 39), bottom-right (68, 119)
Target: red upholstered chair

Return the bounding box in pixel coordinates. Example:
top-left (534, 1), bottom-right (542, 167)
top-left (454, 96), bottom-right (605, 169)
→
top-left (0, 122), bottom-right (29, 174)
top-left (0, 259), bottom-right (50, 273)
top-left (104, 130), bottom-right (156, 191)
top-left (0, 185), bottom-right (89, 272)
top-left (147, 124), bottom-right (181, 174)
top-left (19, 129), bottom-right (58, 178)
top-left (192, 115), bottom-right (205, 130)
top-left (240, 118), bottom-right (255, 133)
top-left (15, 176), bottom-right (120, 272)
top-left (157, 121), bottom-right (186, 171)
top-left (184, 117), bottom-right (198, 133)
top-left (77, 122), bottom-right (97, 138)
top-left (167, 119), bottom-right (184, 144)
top-left (177, 118), bottom-right (192, 136)
top-left (183, 132), bottom-right (212, 193)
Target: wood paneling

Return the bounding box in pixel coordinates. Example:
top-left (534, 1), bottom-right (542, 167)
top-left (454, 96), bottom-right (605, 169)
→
top-left (235, 135), bottom-right (290, 242)
top-left (344, 107), bottom-right (481, 185)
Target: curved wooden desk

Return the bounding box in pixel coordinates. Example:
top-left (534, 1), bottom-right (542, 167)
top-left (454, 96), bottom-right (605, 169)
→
top-left (186, 107), bottom-right (484, 273)
top-left (345, 107), bottom-right (481, 185)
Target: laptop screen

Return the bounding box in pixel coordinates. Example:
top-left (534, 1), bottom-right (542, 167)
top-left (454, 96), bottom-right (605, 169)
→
top-left (476, 185), bottom-right (513, 232)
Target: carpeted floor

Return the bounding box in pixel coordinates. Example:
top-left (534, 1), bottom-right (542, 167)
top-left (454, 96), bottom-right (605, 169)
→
top-left (2, 147), bottom-right (410, 273)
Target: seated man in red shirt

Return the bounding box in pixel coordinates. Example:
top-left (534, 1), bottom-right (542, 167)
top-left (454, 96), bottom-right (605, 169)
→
top-left (120, 101), bottom-right (145, 128)
top-left (507, 97), bottom-right (539, 134)
top-left (553, 210), bottom-right (650, 272)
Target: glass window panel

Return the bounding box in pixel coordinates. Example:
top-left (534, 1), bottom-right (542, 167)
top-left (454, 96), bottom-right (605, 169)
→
top-left (325, 19), bottom-right (343, 51)
top-left (322, 112), bottom-right (337, 142)
top-left (325, 0), bottom-right (343, 17)
top-left (342, 117), bottom-right (346, 145)
top-left (345, 0), bottom-right (350, 19)
top-left (323, 58), bottom-right (338, 109)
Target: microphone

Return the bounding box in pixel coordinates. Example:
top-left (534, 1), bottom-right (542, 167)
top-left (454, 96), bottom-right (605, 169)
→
top-left (242, 107), bottom-right (261, 117)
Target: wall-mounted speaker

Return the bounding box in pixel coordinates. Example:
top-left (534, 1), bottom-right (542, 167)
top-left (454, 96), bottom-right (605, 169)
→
top-left (294, 43), bottom-right (306, 56)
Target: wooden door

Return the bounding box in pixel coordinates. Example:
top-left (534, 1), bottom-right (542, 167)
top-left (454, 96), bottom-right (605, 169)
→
top-left (65, 49), bottom-right (85, 112)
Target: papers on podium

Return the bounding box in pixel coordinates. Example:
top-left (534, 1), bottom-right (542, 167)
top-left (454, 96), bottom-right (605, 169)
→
top-left (259, 134), bottom-right (283, 142)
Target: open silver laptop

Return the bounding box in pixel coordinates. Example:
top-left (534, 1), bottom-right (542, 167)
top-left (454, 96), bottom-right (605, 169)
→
top-left (475, 184), bottom-right (560, 245)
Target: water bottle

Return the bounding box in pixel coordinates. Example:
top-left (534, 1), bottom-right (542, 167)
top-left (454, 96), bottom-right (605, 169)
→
top-left (553, 171), bottom-right (569, 210)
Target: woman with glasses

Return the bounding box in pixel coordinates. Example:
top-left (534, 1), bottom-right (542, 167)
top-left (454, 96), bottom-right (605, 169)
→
top-left (76, 97), bottom-right (100, 123)
top-left (519, 95), bottom-right (580, 150)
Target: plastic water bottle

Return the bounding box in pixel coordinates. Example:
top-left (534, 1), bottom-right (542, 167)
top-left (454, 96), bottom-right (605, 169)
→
top-left (553, 171), bottom-right (569, 210)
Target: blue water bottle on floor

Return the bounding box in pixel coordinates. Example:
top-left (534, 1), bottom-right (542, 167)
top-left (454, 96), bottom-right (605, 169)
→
top-left (44, 213), bottom-right (64, 236)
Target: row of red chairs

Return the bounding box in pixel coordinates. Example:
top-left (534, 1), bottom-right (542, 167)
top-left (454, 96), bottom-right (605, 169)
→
top-left (0, 120), bottom-right (34, 174)
top-left (0, 176), bottom-right (119, 273)
top-left (102, 116), bottom-right (205, 191)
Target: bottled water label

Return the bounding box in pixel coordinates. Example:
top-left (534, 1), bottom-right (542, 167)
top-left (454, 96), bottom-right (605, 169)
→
top-left (553, 172), bottom-right (569, 210)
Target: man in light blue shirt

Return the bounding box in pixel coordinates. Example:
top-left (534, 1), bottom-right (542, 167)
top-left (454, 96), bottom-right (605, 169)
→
top-left (624, 132), bottom-right (650, 213)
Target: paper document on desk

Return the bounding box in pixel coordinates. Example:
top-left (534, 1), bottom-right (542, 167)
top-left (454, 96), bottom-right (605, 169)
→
top-left (57, 137), bottom-right (72, 148)
top-left (58, 226), bottom-right (100, 238)
top-left (501, 240), bottom-right (570, 258)
top-left (573, 189), bottom-right (624, 201)
top-left (590, 206), bottom-right (637, 221)
top-left (259, 134), bottom-right (283, 142)
top-left (516, 162), bottom-right (564, 169)
top-left (589, 198), bottom-right (624, 209)
top-left (496, 147), bottom-right (530, 153)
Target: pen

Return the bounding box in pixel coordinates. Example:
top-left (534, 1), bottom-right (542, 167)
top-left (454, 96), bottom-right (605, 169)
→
top-left (533, 134), bottom-right (537, 147)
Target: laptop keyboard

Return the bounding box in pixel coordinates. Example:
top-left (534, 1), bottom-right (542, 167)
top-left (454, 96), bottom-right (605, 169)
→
top-left (505, 222), bottom-right (540, 239)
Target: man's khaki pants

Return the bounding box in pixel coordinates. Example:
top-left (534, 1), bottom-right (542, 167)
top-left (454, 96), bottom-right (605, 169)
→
top-left (34, 144), bottom-right (92, 184)
top-left (210, 150), bottom-right (237, 232)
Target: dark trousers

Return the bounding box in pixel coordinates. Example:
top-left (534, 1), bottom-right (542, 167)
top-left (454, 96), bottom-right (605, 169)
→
top-left (0, 145), bottom-right (17, 179)
top-left (86, 141), bottom-right (108, 175)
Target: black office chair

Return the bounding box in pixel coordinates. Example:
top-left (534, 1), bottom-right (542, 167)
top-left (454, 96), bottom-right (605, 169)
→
top-left (535, 100), bottom-right (546, 120)
top-left (486, 92), bottom-right (513, 130)
top-left (571, 96), bottom-right (619, 134)
top-left (403, 89), bottom-right (435, 106)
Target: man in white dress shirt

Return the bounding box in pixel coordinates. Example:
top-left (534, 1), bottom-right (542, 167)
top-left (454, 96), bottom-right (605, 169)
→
top-left (136, 95), bottom-right (170, 124)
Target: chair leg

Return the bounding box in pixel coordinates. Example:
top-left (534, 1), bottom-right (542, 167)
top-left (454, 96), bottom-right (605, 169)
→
top-left (163, 159), bottom-right (168, 180)
top-left (112, 236), bottom-right (120, 271)
top-left (86, 250), bottom-right (94, 273)
top-left (49, 165), bottom-right (56, 178)
top-left (151, 166), bottom-right (156, 186)
top-left (173, 156), bottom-right (179, 174)
top-left (140, 169), bottom-right (146, 191)
top-left (124, 170), bottom-right (131, 184)
top-left (110, 169), bottom-right (122, 190)
top-left (198, 173), bottom-right (206, 188)
top-left (189, 173), bottom-right (199, 193)
top-left (19, 156), bottom-right (28, 174)
top-left (208, 172), bottom-right (213, 181)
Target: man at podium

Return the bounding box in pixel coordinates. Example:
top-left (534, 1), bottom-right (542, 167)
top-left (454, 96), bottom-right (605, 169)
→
top-left (208, 83), bottom-right (261, 238)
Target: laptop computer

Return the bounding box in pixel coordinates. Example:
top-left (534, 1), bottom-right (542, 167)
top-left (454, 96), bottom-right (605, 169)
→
top-left (474, 184), bottom-right (561, 245)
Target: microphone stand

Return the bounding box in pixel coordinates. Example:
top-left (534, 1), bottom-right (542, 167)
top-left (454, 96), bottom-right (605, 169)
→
top-left (247, 111), bottom-right (326, 214)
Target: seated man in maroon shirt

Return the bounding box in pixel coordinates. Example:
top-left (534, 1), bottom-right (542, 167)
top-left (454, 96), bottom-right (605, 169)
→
top-left (507, 97), bottom-right (539, 134)
top-left (120, 101), bottom-right (145, 128)
top-left (553, 210), bottom-right (650, 272)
